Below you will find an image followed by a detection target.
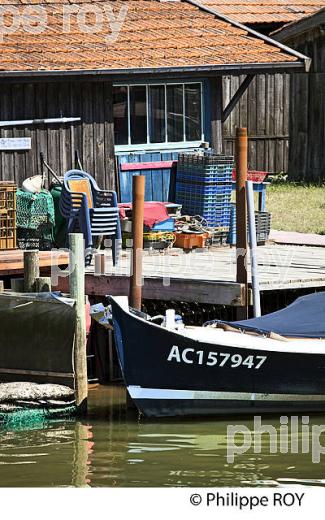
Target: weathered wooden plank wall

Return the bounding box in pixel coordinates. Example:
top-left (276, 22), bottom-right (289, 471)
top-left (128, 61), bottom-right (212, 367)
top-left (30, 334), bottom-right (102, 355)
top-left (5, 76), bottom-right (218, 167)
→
top-left (0, 81), bottom-right (115, 189)
top-left (286, 31), bottom-right (325, 182)
top-left (209, 77), bottom-right (223, 154)
top-left (222, 73), bottom-right (290, 173)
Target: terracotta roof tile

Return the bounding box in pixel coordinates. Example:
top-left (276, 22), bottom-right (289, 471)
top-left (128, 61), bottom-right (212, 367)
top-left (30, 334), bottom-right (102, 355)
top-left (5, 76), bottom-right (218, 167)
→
top-left (0, 0), bottom-right (302, 73)
top-left (200, 0), bottom-right (325, 24)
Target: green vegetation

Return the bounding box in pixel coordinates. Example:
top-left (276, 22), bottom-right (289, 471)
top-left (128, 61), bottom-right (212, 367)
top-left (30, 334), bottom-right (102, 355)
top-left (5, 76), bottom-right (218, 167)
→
top-left (267, 183), bottom-right (325, 235)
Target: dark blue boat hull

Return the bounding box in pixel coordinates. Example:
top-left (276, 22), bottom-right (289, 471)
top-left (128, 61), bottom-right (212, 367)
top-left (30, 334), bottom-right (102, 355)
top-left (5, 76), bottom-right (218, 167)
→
top-left (110, 298), bottom-right (325, 418)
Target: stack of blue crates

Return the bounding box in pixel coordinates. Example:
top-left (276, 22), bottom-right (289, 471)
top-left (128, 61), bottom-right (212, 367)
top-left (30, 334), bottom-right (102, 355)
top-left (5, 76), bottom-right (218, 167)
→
top-left (175, 152), bottom-right (234, 229)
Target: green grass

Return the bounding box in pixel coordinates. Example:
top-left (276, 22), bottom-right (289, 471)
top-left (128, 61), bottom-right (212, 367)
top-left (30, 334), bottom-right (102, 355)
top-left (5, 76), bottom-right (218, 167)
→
top-left (266, 183), bottom-right (325, 235)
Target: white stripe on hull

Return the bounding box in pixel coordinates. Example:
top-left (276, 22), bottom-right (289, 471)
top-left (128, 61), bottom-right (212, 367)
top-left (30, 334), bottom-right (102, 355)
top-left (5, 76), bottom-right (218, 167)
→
top-left (128, 386), bottom-right (325, 402)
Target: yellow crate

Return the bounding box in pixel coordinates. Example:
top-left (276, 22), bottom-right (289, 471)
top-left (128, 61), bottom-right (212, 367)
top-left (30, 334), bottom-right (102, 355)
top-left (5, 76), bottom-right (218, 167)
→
top-left (0, 183), bottom-right (17, 250)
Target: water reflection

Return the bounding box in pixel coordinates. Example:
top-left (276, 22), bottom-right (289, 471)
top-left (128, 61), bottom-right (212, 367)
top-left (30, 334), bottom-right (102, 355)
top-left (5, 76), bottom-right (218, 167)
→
top-left (0, 385), bottom-right (325, 487)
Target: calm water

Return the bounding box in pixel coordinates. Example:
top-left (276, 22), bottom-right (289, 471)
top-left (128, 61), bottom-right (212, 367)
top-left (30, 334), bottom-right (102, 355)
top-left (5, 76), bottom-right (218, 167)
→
top-left (0, 385), bottom-right (325, 487)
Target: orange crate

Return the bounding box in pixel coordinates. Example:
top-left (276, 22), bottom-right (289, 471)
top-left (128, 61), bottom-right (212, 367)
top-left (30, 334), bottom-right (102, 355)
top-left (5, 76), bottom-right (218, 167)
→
top-left (0, 182), bottom-right (17, 250)
top-left (174, 232), bottom-right (210, 250)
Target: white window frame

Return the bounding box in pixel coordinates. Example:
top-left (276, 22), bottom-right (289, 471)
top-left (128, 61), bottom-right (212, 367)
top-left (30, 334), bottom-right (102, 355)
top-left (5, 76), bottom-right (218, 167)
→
top-left (113, 81), bottom-right (204, 152)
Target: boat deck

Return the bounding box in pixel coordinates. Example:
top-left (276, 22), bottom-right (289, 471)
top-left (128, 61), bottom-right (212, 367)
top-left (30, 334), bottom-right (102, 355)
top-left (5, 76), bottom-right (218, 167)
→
top-left (55, 243), bottom-right (325, 306)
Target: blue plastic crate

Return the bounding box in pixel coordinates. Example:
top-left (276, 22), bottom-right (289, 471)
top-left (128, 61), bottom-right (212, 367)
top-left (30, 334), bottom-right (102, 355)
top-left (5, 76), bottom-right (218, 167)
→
top-left (177, 153), bottom-right (234, 185)
top-left (180, 204), bottom-right (232, 215)
top-left (203, 217), bottom-right (231, 227)
top-left (182, 207), bottom-right (231, 227)
top-left (176, 181), bottom-right (232, 196)
top-left (177, 172), bottom-right (233, 184)
top-left (181, 200), bottom-right (231, 210)
top-left (198, 211), bottom-right (230, 220)
top-left (179, 198), bottom-right (232, 208)
top-left (176, 190), bottom-right (231, 204)
top-left (178, 152), bottom-right (234, 169)
top-left (180, 197), bottom-right (232, 207)
top-left (180, 201), bottom-right (231, 211)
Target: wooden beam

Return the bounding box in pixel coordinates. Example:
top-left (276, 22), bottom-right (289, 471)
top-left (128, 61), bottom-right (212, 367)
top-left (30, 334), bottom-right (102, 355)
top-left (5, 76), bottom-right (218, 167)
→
top-left (120, 161), bottom-right (176, 172)
top-left (210, 76), bottom-right (223, 153)
top-left (56, 275), bottom-right (246, 306)
top-left (222, 75), bottom-right (255, 123)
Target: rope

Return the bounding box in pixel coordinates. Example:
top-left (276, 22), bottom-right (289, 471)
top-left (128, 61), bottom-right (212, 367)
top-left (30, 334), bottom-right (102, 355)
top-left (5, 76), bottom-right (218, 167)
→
top-left (174, 215), bottom-right (210, 234)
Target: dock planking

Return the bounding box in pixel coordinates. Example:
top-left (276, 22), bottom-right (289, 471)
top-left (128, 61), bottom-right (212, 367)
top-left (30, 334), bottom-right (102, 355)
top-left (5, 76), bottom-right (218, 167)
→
top-left (54, 243), bottom-right (325, 305)
top-left (0, 249), bottom-right (69, 276)
top-left (3, 244), bottom-right (323, 305)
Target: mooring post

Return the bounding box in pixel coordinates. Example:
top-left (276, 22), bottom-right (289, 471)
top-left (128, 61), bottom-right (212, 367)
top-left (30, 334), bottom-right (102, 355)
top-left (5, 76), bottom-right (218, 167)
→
top-left (94, 252), bottom-right (105, 276)
top-left (129, 175), bottom-right (145, 310)
top-left (0, 280), bottom-right (4, 293)
top-left (69, 233), bottom-right (88, 414)
top-left (23, 250), bottom-right (40, 292)
top-left (235, 127), bottom-right (248, 320)
top-left (35, 277), bottom-right (52, 293)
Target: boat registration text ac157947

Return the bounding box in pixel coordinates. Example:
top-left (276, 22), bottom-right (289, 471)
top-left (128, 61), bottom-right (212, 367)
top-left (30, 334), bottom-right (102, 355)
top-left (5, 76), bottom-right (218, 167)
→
top-left (167, 345), bottom-right (267, 369)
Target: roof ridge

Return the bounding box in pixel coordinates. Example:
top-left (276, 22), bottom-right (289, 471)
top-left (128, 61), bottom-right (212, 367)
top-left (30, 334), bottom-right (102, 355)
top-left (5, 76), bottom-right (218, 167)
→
top-left (183, 0), bottom-right (311, 71)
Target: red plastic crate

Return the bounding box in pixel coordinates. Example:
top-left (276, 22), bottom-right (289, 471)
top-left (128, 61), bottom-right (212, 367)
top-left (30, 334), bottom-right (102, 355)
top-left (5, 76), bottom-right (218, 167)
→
top-left (232, 169), bottom-right (268, 183)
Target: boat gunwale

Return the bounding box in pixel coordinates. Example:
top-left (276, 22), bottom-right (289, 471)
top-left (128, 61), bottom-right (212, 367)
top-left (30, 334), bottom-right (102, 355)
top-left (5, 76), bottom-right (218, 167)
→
top-left (109, 296), bottom-right (325, 356)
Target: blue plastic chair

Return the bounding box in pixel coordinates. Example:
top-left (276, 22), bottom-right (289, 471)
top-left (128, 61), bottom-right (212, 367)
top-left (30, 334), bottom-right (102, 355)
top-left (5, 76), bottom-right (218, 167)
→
top-left (59, 170), bottom-right (121, 265)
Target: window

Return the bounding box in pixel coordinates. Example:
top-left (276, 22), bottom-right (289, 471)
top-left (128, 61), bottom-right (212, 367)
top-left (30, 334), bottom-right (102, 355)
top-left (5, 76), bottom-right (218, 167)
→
top-left (113, 86), bottom-right (128, 145)
top-left (167, 84), bottom-right (184, 142)
top-left (113, 83), bottom-right (203, 147)
top-left (149, 85), bottom-right (165, 143)
top-left (130, 86), bottom-right (147, 144)
top-left (185, 83), bottom-right (202, 141)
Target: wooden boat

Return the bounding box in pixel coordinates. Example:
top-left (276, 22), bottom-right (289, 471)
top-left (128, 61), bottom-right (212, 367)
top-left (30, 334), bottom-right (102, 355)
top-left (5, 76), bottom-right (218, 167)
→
top-left (109, 292), bottom-right (325, 418)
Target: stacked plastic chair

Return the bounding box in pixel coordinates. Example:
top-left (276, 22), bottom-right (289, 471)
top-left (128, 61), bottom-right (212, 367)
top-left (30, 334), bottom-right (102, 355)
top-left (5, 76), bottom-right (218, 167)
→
top-left (59, 170), bottom-right (121, 265)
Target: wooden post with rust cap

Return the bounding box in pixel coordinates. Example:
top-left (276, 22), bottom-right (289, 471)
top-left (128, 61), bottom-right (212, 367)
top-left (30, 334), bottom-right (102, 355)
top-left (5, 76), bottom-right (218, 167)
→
top-left (235, 127), bottom-right (248, 320)
top-left (129, 175), bottom-right (145, 311)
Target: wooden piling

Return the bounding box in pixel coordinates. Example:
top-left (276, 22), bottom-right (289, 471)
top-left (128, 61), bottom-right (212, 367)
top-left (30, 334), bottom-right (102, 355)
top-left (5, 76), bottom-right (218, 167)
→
top-left (235, 128), bottom-right (248, 320)
top-left (129, 175), bottom-right (145, 310)
top-left (0, 280), bottom-right (4, 293)
top-left (69, 233), bottom-right (87, 414)
top-left (35, 277), bottom-right (52, 293)
top-left (94, 252), bottom-right (105, 276)
top-left (23, 250), bottom-right (40, 292)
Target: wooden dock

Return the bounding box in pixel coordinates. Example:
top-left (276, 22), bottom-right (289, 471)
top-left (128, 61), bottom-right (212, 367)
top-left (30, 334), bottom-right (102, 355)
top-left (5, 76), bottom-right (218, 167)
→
top-left (55, 243), bottom-right (325, 306)
top-left (0, 249), bottom-right (69, 276)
